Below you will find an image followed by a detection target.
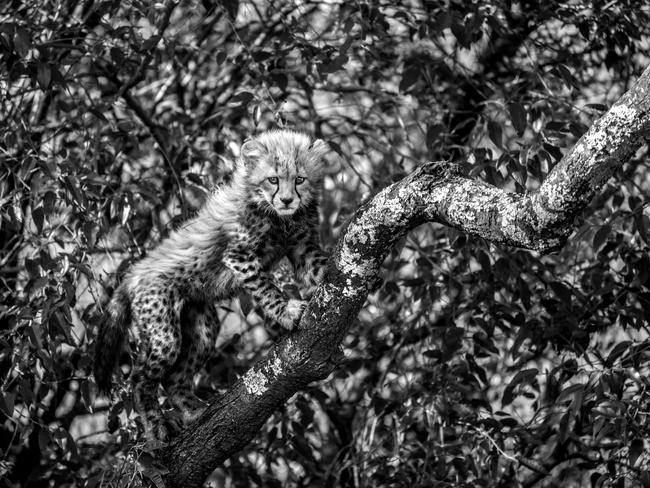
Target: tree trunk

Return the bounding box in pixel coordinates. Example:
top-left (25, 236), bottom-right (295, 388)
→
top-left (162, 65), bottom-right (650, 487)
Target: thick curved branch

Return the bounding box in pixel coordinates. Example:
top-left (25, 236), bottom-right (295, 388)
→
top-left (432, 66), bottom-right (650, 252)
top-left (161, 65), bottom-right (650, 487)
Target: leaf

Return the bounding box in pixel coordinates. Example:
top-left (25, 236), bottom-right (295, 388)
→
top-left (543, 142), bottom-right (563, 162)
top-left (42, 191), bottom-right (56, 215)
top-left (37, 63), bottom-right (51, 90)
top-left (568, 121), bottom-right (588, 138)
top-left (502, 368), bottom-right (538, 406)
top-left (117, 120), bottom-right (136, 132)
top-left (558, 382), bottom-right (584, 402)
top-left (110, 47), bottom-right (125, 65)
top-left (339, 35), bottom-right (354, 55)
top-left (296, 398), bottom-right (314, 427)
top-left (120, 198), bottom-right (131, 226)
top-left (450, 19), bottom-right (469, 47)
top-left (605, 341), bottom-right (631, 367)
top-left (473, 331), bottom-right (498, 355)
top-left (239, 293), bottom-right (252, 317)
top-left (38, 429), bottom-right (51, 452)
top-left (80, 379), bottom-right (92, 410)
top-left (591, 473), bottom-right (607, 488)
top-left (585, 103), bottom-right (608, 111)
top-left (545, 120), bottom-right (567, 131)
top-left (0, 392), bottom-right (14, 416)
top-left (64, 176), bottom-right (86, 209)
top-left (319, 54), bottom-right (348, 75)
top-left (19, 377), bottom-right (33, 406)
top-left (434, 11), bottom-right (453, 31)
top-left (549, 281), bottom-right (572, 305)
top-left (593, 224), bottom-right (611, 250)
top-left (229, 91), bottom-right (254, 106)
top-left (399, 64), bottom-right (420, 92)
top-left (13, 26), bottom-right (30, 57)
top-left (629, 438), bottom-right (644, 466)
top-left (467, 354), bottom-right (489, 384)
top-left (635, 213), bottom-right (650, 246)
top-left (423, 349), bottom-right (441, 360)
top-left (426, 123), bottom-right (443, 152)
top-left (494, 257), bottom-right (511, 282)
top-left (557, 64), bottom-right (575, 89)
top-left (508, 102), bottom-right (527, 136)
top-left (452, 457), bottom-right (468, 478)
top-left (32, 206), bottom-right (44, 234)
top-left (498, 416), bottom-right (519, 428)
top-left (558, 411), bottom-right (573, 443)
top-left (517, 277), bottom-right (531, 309)
top-left (510, 368), bottom-right (538, 388)
top-left (216, 50), bottom-right (227, 65)
top-left (251, 50), bottom-right (272, 62)
top-left (292, 435), bottom-right (315, 461)
top-left (88, 107), bottom-right (107, 122)
top-left (487, 120), bottom-right (502, 148)
top-left (270, 73), bottom-right (288, 92)
top-left (141, 34), bottom-right (161, 52)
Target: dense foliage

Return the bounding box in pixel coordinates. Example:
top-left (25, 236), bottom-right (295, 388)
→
top-left (1, 0), bottom-right (650, 486)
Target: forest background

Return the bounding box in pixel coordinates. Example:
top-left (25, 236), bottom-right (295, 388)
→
top-left (1, 0), bottom-right (650, 487)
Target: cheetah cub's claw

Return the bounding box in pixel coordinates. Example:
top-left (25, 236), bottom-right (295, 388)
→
top-left (279, 299), bottom-right (307, 330)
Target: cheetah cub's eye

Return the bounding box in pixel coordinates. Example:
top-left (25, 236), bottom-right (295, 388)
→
top-left (295, 176), bottom-right (305, 184)
top-left (268, 176), bottom-right (279, 184)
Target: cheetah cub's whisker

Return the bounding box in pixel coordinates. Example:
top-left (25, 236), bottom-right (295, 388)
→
top-left (94, 130), bottom-right (329, 442)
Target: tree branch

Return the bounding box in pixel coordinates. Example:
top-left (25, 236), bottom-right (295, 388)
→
top-left (161, 65), bottom-right (650, 487)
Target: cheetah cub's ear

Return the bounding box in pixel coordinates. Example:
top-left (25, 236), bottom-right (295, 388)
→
top-left (305, 138), bottom-right (329, 181)
top-left (309, 139), bottom-right (329, 160)
top-left (239, 137), bottom-right (267, 169)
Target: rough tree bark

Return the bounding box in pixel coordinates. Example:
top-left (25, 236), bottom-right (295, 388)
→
top-left (161, 66), bottom-right (650, 487)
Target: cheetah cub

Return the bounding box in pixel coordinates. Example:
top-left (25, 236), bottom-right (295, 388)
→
top-left (94, 130), bottom-right (329, 441)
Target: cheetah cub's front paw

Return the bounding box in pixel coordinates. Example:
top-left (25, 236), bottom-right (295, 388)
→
top-left (278, 299), bottom-right (306, 330)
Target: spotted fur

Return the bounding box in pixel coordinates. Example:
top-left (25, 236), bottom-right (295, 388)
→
top-left (94, 130), bottom-right (329, 441)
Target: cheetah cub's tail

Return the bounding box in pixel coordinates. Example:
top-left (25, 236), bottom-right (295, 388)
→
top-left (93, 285), bottom-right (131, 395)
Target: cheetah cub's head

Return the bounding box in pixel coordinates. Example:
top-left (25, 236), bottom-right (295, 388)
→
top-left (239, 130), bottom-right (328, 217)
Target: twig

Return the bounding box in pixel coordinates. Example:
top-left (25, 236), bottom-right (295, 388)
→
top-left (459, 421), bottom-right (520, 464)
top-left (116, 0), bottom-right (178, 99)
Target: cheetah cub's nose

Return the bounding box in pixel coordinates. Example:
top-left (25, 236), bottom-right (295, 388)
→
top-left (281, 197), bottom-right (294, 205)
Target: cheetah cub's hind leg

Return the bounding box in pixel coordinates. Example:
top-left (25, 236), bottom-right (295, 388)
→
top-left (164, 301), bottom-right (220, 425)
top-left (130, 285), bottom-right (182, 442)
